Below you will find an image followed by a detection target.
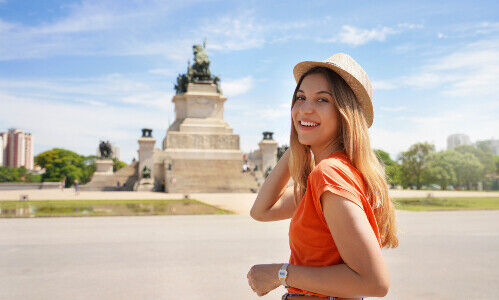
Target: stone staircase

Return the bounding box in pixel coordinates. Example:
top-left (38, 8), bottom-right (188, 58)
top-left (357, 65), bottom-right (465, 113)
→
top-left (167, 159), bottom-right (259, 193)
top-left (80, 162), bottom-right (139, 191)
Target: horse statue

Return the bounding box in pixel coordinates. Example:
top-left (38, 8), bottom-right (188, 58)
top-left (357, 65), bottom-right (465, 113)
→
top-left (191, 43), bottom-right (211, 81)
top-left (174, 40), bottom-right (222, 94)
top-left (99, 140), bottom-right (113, 159)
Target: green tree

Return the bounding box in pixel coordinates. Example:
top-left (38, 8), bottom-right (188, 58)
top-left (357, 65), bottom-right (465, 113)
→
top-left (112, 158), bottom-right (127, 172)
top-left (454, 144), bottom-right (495, 175)
top-left (35, 148), bottom-right (96, 187)
top-left (398, 142), bottom-right (435, 189)
top-left (422, 150), bottom-right (460, 190)
top-left (374, 149), bottom-right (401, 186)
top-left (454, 152), bottom-right (484, 190)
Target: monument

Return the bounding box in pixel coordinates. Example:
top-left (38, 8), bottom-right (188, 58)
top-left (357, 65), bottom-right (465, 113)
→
top-left (81, 140), bottom-right (139, 191)
top-left (134, 129), bottom-right (156, 191)
top-left (94, 141), bottom-right (114, 176)
top-left (139, 41), bottom-right (258, 192)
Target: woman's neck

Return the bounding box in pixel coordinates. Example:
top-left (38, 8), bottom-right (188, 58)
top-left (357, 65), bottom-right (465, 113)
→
top-left (311, 139), bottom-right (344, 165)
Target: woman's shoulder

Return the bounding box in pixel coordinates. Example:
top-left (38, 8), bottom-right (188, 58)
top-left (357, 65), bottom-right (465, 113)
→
top-left (313, 152), bottom-right (352, 175)
top-left (311, 153), bottom-right (365, 192)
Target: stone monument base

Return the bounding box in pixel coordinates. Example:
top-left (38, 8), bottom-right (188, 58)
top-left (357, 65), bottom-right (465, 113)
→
top-left (94, 159), bottom-right (113, 176)
top-left (164, 159), bottom-right (258, 193)
top-left (134, 178), bottom-right (155, 192)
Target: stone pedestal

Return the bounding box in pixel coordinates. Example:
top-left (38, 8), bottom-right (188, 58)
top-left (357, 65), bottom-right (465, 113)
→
top-left (135, 129), bottom-right (156, 192)
top-left (135, 178), bottom-right (154, 191)
top-left (161, 82), bottom-right (242, 162)
top-left (94, 159), bottom-right (113, 176)
top-left (157, 82), bottom-right (258, 193)
top-left (258, 132), bottom-right (278, 175)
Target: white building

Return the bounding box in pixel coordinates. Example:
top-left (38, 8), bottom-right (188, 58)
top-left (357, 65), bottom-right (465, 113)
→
top-left (476, 139), bottom-right (499, 155)
top-left (0, 129), bottom-right (34, 169)
top-left (447, 133), bottom-right (471, 150)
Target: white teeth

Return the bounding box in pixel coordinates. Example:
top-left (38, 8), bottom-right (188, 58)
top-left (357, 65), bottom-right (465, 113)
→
top-left (300, 121), bottom-right (319, 127)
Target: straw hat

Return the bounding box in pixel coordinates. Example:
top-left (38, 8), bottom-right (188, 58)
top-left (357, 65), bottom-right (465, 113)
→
top-left (293, 53), bottom-right (374, 128)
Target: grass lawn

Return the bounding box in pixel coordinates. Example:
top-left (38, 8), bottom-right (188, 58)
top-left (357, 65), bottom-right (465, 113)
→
top-left (393, 197), bottom-right (499, 211)
top-left (0, 199), bottom-right (233, 218)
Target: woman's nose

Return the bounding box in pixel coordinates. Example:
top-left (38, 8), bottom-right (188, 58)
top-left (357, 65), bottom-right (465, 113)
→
top-left (300, 99), bottom-right (314, 113)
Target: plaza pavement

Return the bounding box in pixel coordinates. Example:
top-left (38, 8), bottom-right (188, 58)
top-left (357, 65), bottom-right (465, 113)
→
top-left (1, 189), bottom-right (498, 299)
top-left (0, 210), bottom-right (498, 299)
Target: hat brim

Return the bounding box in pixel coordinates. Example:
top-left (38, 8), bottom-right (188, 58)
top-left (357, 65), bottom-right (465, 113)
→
top-left (293, 61), bottom-right (373, 128)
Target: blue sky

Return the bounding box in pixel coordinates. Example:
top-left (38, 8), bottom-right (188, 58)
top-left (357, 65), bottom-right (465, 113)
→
top-left (0, 0), bottom-right (498, 163)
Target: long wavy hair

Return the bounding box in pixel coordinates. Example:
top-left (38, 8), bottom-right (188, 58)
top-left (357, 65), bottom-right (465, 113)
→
top-left (289, 66), bottom-right (398, 248)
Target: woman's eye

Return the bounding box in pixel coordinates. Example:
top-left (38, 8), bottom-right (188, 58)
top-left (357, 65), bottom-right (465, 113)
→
top-left (297, 96), bottom-right (305, 101)
top-left (318, 97), bottom-right (329, 103)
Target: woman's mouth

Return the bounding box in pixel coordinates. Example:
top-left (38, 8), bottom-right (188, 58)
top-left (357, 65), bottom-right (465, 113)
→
top-left (299, 120), bottom-right (320, 131)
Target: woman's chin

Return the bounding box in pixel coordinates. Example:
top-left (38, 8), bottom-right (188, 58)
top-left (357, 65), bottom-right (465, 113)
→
top-left (297, 138), bottom-right (313, 147)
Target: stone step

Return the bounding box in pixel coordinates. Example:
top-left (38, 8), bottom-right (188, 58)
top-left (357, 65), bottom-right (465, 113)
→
top-left (81, 162), bottom-right (138, 191)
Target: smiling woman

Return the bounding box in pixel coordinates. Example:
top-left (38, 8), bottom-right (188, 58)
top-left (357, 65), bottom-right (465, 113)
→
top-left (248, 53), bottom-right (398, 300)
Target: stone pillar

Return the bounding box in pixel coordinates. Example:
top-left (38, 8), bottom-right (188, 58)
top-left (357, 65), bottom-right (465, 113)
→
top-left (258, 131), bottom-right (278, 176)
top-left (136, 128), bottom-right (156, 191)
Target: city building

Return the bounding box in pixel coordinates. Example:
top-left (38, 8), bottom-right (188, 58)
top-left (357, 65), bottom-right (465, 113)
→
top-left (0, 128), bottom-right (34, 169)
top-left (476, 139), bottom-right (499, 155)
top-left (447, 133), bottom-right (471, 150)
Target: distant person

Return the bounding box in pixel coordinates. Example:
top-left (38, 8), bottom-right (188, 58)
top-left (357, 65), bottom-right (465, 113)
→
top-left (60, 176), bottom-right (66, 191)
top-left (116, 181), bottom-right (121, 189)
top-left (74, 179), bottom-right (79, 195)
top-left (247, 54), bottom-right (398, 299)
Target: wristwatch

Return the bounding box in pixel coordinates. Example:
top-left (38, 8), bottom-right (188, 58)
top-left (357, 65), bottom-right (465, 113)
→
top-left (278, 263), bottom-right (290, 288)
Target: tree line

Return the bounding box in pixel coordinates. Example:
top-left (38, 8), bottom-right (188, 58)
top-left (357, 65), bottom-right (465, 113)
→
top-left (277, 142), bottom-right (499, 191)
top-left (376, 142), bottom-right (498, 190)
top-left (0, 148), bottom-right (127, 187)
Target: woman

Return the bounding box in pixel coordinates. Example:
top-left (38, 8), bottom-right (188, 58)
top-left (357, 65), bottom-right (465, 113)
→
top-left (247, 53), bottom-right (398, 300)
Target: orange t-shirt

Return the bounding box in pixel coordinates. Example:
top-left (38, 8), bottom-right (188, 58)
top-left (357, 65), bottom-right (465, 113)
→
top-left (287, 151), bottom-right (382, 297)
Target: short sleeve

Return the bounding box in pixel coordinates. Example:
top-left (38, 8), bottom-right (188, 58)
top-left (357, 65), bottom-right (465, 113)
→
top-left (310, 164), bottom-right (365, 219)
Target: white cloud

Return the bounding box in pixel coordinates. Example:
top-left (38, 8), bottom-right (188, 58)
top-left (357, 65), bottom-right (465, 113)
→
top-left (202, 13), bottom-right (265, 51)
top-left (372, 80), bottom-right (397, 90)
top-left (0, 92), bottom-right (172, 163)
top-left (0, 1), bottom-right (196, 61)
top-left (221, 76), bottom-right (253, 97)
top-left (337, 25), bottom-right (396, 46)
top-left (324, 23), bottom-right (421, 46)
top-left (259, 105), bottom-right (290, 120)
top-left (375, 38), bottom-right (499, 97)
top-left (0, 74), bottom-right (173, 110)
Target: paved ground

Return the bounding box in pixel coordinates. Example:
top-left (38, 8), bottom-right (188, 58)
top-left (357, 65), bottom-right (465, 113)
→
top-left (2, 189), bottom-right (499, 215)
top-left (0, 210), bottom-right (498, 299)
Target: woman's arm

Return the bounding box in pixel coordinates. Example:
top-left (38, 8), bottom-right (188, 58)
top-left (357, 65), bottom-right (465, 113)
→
top-left (250, 148), bottom-right (295, 222)
top-left (285, 191), bottom-right (389, 297)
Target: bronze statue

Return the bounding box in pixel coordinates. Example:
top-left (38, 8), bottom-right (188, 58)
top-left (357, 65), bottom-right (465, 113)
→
top-left (174, 40), bottom-right (222, 94)
top-left (99, 140), bottom-right (113, 159)
top-left (142, 166), bottom-right (151, 179)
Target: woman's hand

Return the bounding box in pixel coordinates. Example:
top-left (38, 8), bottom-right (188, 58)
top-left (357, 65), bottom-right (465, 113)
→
top-left (247, 263), bottom-right (282, 296)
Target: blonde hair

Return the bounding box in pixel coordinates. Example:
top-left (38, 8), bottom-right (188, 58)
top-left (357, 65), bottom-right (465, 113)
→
top-left (289, 67), bottom-right (398, 248)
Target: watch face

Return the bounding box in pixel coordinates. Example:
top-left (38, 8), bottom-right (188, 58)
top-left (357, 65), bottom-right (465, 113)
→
top-left (278, 270), bottom-right (287, 278)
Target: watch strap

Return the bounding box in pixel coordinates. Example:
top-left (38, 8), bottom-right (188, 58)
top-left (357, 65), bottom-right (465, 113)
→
top-left (278, 263), bottom-right (290, 288)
